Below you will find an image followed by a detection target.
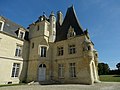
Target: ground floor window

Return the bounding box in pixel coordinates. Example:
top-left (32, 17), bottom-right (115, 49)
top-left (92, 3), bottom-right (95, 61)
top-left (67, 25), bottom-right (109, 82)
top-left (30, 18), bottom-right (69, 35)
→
top-left (11, 63), bottom-right (20, 77)
top-left (69, 63), bottom-right (76, 77)
top-left (58, 64), bottom-right (64, 78)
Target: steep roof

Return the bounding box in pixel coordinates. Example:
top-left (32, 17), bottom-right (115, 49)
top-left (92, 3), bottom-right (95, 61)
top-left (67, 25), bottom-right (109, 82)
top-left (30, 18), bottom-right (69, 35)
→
top-left (0, 16), bottom-right (29, 40)
top-left (55, 6), bottom-right (84, 42)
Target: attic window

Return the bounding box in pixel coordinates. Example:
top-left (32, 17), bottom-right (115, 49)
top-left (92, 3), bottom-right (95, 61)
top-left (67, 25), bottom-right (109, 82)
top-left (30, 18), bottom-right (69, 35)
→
top-left (0, 21), bottom-right (4, 31)
top-left (67, 26), bottom-right (76, 38)
top-left (18, 28), bottom-right (25, 39)
top-left (0, 22), bottom-right (2, 29)
top-left (19, 32), bottom-right (24, 39)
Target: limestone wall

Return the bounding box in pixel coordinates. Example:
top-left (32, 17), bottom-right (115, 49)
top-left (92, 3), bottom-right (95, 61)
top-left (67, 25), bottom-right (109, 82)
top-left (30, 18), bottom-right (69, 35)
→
top-left (0, 32), bottom-right (29, 84)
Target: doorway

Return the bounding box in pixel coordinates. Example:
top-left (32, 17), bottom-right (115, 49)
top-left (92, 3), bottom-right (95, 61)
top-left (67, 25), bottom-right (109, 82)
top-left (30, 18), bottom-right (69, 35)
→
top-left (38, 64), bottom-right (46, 81)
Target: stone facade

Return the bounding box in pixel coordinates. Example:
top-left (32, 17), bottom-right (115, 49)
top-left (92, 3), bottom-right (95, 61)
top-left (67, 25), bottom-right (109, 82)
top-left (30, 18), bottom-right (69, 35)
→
top-left (0, 6), bottom-right (99, 85)
top-left (0, 16), bottom-right (29, 85)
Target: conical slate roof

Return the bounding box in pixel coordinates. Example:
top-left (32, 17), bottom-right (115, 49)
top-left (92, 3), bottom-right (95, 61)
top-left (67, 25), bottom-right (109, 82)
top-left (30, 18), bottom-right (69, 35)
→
top-left (56, 6), bottom-right (84, 42)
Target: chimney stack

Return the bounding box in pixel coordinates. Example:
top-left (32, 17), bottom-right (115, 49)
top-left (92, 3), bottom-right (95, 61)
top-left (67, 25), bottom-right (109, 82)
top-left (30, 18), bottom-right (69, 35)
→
top-left (57, 11), bottom-right (63, 26)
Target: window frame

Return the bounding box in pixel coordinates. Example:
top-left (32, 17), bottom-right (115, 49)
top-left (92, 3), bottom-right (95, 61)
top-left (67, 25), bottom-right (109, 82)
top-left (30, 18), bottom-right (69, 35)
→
top-left (18, 30), bottom-right (25, 39)
top-left (37, 25), bottom-right (39, 31)
top-left (69, 63), bottom-right (76, 78)
top-left (0, 21), bottom-right (4, 31)
top-left (15, 45), bottom-right (22, 57)
top-left (32, 42), bottom-right (34, 49)
top-left (57, 46), bottom-right (64, 56)
top-left (68, 45), bottom-right (76, 54)
top-left (39, 46), bottom-right (47, 57)
top-left (58, 64), bottom-right (64, 78)
top-left (11, 63), bottom-right (20, 77)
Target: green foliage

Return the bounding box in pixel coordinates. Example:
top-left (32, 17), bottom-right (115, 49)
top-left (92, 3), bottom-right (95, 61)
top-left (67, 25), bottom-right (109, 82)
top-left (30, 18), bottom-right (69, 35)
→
top-left (0, 83), bottom-right (26, 87)
top-left (98, 63), bottom-right (110, 75)
top-left (100, 75), bottom-right (120, 82)
top-left (116, 62), bottom-right (120, 70)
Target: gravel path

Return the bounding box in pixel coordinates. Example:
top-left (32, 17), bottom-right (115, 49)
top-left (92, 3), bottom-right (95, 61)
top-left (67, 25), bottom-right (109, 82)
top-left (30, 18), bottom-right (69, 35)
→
top-left (0, 82), bottom-right (120, 90)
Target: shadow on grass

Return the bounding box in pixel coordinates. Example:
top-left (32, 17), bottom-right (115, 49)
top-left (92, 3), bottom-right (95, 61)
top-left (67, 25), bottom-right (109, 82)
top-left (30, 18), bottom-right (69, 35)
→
top-left (113, 75), bottom-right (120, 77)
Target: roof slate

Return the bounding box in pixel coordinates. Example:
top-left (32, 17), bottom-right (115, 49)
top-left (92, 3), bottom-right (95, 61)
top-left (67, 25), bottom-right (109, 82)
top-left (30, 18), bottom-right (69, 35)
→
top-left (0, 16), bottom-right (29, 40)
top-left (55, 6), bottom-right (84, 42)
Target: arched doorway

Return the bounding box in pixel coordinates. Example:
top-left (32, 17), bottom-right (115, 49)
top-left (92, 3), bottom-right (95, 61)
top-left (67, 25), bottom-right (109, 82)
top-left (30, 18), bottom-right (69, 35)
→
top-left (38, 64), bottom-right (46, 81)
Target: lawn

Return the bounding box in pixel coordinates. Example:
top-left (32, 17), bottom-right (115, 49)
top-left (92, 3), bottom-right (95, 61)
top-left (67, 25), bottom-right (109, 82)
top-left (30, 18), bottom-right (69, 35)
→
top-left (99, 75), bottom-right (120, 82)
top-left (0, 83), bottom-right (26, 87)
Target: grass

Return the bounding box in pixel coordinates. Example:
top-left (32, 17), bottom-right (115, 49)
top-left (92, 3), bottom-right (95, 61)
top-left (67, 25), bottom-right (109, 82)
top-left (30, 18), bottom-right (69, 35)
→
top-left (0, 83), bottom-right (26, 87)
top-left (99, 75), bottom-right (120, 82)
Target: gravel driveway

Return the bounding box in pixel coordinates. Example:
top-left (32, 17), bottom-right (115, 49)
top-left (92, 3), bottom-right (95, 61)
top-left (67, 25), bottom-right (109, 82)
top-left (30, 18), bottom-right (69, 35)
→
top-left (0, 82), bottom-right (120, 90)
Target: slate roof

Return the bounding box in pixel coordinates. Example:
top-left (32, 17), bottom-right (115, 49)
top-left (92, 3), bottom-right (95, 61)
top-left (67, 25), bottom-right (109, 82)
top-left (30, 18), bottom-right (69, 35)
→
top-left (55, 6), bottom-right (84, 42)
top-left (0, 16), bottom-right (29, 40)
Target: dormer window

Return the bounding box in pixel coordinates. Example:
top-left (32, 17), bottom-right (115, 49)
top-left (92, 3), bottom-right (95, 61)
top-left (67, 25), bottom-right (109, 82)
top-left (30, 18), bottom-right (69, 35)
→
top-left (0, 22), bottom-right (2, 29)
top-left (0, 21), bottom-right (4, 31)
top-left (67, 26), bottom-right (76, 38)
top-left (18, 28), bottom-right (25, 39)
top-left (19, 32), bottom-right (24, 39)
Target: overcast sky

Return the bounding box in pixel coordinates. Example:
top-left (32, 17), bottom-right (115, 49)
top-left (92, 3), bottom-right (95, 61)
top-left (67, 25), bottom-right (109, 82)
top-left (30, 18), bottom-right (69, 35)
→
top-left (0, 0), bottom-right (120, 69)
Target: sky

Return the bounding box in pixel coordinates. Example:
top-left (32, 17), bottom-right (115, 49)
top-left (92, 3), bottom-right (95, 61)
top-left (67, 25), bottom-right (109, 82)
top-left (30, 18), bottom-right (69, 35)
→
top-left (0, 0), bottom-right (120, 69)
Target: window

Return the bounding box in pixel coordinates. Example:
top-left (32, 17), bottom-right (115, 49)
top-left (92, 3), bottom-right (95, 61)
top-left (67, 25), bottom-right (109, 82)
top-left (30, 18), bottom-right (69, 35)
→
top-left (0, 22), bottom-right (2, 30)
top-left (57, 47), bottom-right (63, 56)
top-left (0, 21), bottom-right (4, 31)
top-left (67, 26), bottom-right (76, 38)
top-left (58, 64), bottom-right (64, 78)
top-left (69, 63), bottom-right (76, 78)
top-left (88, 46), bottom-right (91, 51)
top-left (37, 25), bottom-right (39, 31)
top-left (19, 31), bottom-right (24, 39)
top-left (40, 46), bottom-right (47, 57)
top-left (69, 45), bottom-right (76, 54)
top-left (15, 45), bottom-right (22, 57)
top-left (11, 63), bottom-right (20, 77)
top-left (32, 42), bottom-right (34, 48)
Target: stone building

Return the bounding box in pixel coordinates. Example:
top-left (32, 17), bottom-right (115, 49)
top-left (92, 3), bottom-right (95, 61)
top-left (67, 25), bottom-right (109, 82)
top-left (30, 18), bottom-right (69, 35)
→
top-left (0, 6), bottom-right (99, 85)
top-left (0, 16), bottom-right (29, 84)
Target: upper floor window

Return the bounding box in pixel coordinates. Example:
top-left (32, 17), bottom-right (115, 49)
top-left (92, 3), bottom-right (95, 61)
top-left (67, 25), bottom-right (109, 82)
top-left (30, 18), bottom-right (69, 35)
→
top-left (32, 42), bottom-right (34, 49)
top-left (15, 45), bottom-right (22, 57)
top-left (88, 46), bottom-right (91, 51)
top-left (0, 21), bottom-right (4, 31)
top-left (57, 47), bottom-right (64, 56)
top-left (69, 63), bottom-right (76, 78)
top-left (11, 63), bottom-right (20, 77)
top-left (40, 46), bottom-right (47, 57)
top-left (58, 64), bottom-right (64, 78)
top-left (37, 25), bottom-right (39, 31)
top-left (69, 45), bottom-right (76, 54)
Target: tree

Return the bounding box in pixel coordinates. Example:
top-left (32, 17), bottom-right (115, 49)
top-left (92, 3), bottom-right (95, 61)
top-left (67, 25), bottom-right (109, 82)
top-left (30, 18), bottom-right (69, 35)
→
top-left (98, 63), bottom-right (110, 75)
top-left (116, 62), bottom-right (120, 71)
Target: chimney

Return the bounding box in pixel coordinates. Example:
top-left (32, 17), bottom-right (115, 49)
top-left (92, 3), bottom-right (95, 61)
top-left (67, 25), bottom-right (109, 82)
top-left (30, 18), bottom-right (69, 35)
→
top-left (57, 11), bottom-right (63, 26)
